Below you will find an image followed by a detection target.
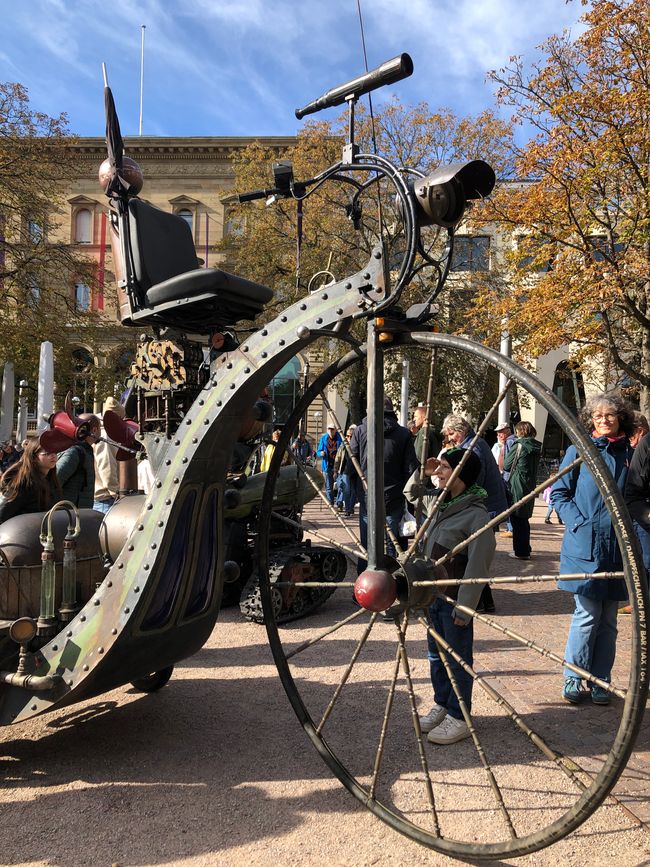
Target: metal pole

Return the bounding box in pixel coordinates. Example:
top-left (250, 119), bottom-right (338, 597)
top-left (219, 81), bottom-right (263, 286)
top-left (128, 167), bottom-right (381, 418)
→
top-left (16, 380), bottom-right (28, 444)
top-left (139, 25), bottom-right (146, 136)
top-left (400, 357), bottom-right (409, 427)
top-left (366, 320), bottom-right (385, 570)
top-left (498, 328), bottom-right (511, 426)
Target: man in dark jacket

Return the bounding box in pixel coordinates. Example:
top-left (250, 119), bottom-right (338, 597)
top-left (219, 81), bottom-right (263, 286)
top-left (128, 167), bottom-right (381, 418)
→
top-left (350, 397), bottom-right (418, 573)
top-left (56, 414), bottom-right (101, 508)
top-left (624, 429), bottom-right (650, 574)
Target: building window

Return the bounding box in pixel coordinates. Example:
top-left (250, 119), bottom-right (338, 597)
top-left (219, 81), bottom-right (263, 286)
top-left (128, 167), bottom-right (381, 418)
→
top-left (223, 206), bottom-right (245, 239)
top-left (516, 235), bottom-right (553, 272)
top-left (177, 209), bottom-right (193, 234)
top-left (75, 282), bottom-right (91, 311)
top-left (27, 276), bottom-right (41, 307)
top-left (27, 219), bottom-right (43, 243)
top-left (587, 235), bottom-right (623, 263)
top-left (74, 208), bottom-right (92, 243)
top-left (451, 236), bottom-right (490, 272)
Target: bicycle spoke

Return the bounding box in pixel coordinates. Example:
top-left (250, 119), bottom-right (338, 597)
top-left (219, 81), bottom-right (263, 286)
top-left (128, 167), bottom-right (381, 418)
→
top-left (317, 612), bottom-right (378, 734)
top-left (271, 509), bottom-right (364, 559)
top-left (284, 607), bottom-right (369, 659)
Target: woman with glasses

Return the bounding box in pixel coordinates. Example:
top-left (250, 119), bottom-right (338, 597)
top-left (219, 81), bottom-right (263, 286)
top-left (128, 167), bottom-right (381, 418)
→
top-left (551, 392), bottom-right (634, 705)
top-left (0, 437), bottom-right (61, 524)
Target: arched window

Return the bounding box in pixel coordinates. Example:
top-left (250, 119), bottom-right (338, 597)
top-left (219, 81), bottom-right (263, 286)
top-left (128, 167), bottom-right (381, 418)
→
top-left (177, 209), bottom-right (193, 234)
top-left (75, 208), bottom-right (92, 243)
top-left (75, 282), bottom-right (91, 311)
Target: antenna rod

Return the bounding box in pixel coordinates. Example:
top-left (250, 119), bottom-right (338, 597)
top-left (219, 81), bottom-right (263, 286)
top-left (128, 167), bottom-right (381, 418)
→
top-left (139, 24), bottom-right (146, 136)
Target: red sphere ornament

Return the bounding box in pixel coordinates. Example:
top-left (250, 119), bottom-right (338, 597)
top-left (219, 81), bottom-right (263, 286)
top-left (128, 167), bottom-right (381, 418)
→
top-left (354, 569), bottom-right (397, 612)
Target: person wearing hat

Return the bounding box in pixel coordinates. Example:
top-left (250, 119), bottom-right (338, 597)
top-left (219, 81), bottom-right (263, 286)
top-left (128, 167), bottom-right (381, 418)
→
top-left (491, 422), bottom-right (516, 537)
top-left (316, 423), bottom-right (343, 504)
top-left (404, 448), bottom-right (496, 745)
top-left (93, 398), bottom-right (126, 513)
top-left (350, 396), bottom-right (418, 571)
top-left (56, 413), bottom-right (101, 509)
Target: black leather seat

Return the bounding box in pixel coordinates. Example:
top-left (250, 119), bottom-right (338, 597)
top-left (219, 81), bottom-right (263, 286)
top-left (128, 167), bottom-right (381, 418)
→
top-left (125, 198), bottom-right (273, 331)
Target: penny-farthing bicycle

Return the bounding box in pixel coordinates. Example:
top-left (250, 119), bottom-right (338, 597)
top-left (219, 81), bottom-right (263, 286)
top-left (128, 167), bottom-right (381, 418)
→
top-left (250, 56), bottom-right (649, 860)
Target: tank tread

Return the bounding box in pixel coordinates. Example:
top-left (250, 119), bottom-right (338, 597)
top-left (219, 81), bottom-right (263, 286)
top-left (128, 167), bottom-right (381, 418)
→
top-left (239, 545), bottom-right (348, 624)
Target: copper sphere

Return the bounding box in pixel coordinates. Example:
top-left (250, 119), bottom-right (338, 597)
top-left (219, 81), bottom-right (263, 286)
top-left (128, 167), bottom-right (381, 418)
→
top-left (98, 156), bottom-right (144, 195)
top-left (354, 568), bottom-right (397, 612)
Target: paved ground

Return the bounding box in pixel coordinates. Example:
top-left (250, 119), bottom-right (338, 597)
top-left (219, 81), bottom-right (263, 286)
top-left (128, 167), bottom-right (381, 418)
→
top-left (0, 500), bottom-right (648, 866)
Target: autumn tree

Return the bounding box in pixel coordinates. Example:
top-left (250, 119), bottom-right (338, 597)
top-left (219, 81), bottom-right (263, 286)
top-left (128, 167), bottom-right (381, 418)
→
top-left (0, 82), bottom-right (121, 397)
top-left (220, 99), bottom-right (514, 417)
top-left (470, 0), bottom-right (650, 410)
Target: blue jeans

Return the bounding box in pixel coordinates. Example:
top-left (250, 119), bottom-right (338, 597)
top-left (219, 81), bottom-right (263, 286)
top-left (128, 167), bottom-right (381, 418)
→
top-left (356, 494), bottom-right (404, 574)
top-left (323, 466), bottom-right (335, 504)
top-left (93, 499), bottom-right (114, 513)
top-left (427, 598), bottom-right (474, 720)
top-left (633, 520), bottom-right (650, 574)
top-left (563, 594), bottom-right (618, 680)
top-left (335, 473), bottom-right (356, 513)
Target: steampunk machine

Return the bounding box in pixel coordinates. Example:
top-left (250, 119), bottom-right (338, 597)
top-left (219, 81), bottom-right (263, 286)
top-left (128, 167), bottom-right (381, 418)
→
top-left (0, 54), bottom-right (647, 860)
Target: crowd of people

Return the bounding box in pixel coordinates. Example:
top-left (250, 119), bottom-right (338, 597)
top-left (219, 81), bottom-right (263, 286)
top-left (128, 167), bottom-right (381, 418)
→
top-left (1, 386), bottom-right (647, 738)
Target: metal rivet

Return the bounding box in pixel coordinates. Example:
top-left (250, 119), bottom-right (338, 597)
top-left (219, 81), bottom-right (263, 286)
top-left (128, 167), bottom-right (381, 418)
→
top-left (173, 477), bottom-right (179, 483)
top-left (80, 615), bottom-right (86, 622)
top-left (316, 317), bottom-right (323, 324)
top-left (107, 581), bottom-right (112, 587)
top-left (67, 631), bottom-right (72, 637)
top-left (244, 367), bottom-right (250, 374)
top-left (261, 329), bottom-right (268, 336)
top-left (186, 419), bottom-right (192, 425)
top-left (226, 362), bottom-right (233, 369)
top-left (165, 459), bottom-right (171, 466)
top-left (374, 250), bottom-right (382, 259)
top-left (198, 399), bottom-right (204, 406)
top-left (155, 481), bottom-right (162, 488)
top-left (336, 308), bottom-right (343, 315)
top-left (321, 292), bottom-right (328, 300)
top-left (154, 436), bottom-right (160, 443)
top-left (192, 437), bottom-right (198, 443)
top-left (138, 524), bottom-right (144, 531)
top-left (118, 563), bottom-right (124, 569)
top-left (150, 543), bottom-right (157, 549)
top-left (111, 628), bottom-right (117, 635)
top-left (94, 599), bottom-right (100, 605)
top-left (128, 544), bottom-right (134, 551)
top-left (230, 383), bottom-right (236, 389)
top-left (261, 351), bottom-right (267, 358)
top-left (204, 418), bottom-right (210, 424)
top-left (134, 586), bottom-right (140, 593)
top-left (158, 521), bottom-right (164, 527)
top-left (174, 439), bottom-right (180, 446)
top-left (31, 703), bottom-right (37, 711)
top-left (345, 282), bottom-right (352, 289)
top-left (281, 315), bottom-right (287, 322)
top-left (300, 303), bottom-right (307, 310)
top-left (124, 607), bottom-right (130, 614)
top-left (217, 400), bottom-right (222, 407)
top-left (144, 564), bottom-right (150, 570)
top-left (182, 457), bottom-right (188, 464)
top-left (242, 345), bottom-right (249, 352)
top-left (83, 665), bottom-right (89, 672)
top-left (363, 272), bottom-right (370, 280)
top-left (52, 645), bottom-right (58, 651)
top-left (98, 647), bottom-right (104, 654)
top-left (165, 498), bottom-right (171, 505)
top-left (279, 339), bottom-right (285, 346)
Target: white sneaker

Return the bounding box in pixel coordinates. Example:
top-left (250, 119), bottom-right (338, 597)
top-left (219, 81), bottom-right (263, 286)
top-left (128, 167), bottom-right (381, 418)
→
top-left (418, 703), bottom-right (447, 733)
top-left (427, 714), bottom-right (471, 744)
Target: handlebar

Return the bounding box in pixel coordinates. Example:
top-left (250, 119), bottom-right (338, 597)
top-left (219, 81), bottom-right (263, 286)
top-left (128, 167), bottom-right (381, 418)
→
top-left (295, 53), bottom-right (413, 119)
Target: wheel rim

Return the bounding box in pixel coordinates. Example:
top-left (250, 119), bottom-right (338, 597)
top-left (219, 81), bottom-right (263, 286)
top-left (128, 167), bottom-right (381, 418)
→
top-left (258, 331), bottom-right (649, 859)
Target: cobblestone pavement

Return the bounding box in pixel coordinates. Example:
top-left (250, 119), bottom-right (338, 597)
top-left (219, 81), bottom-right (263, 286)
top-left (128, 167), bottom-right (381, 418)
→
top-left (0, 499), bottom-right (648, 866)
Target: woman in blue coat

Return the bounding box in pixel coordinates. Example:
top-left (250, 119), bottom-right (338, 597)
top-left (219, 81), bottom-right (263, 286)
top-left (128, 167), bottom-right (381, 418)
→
top-left (551, 392), bottom-right (634, 705)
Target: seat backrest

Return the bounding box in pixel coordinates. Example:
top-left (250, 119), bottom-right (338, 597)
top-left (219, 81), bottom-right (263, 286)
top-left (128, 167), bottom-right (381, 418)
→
top-left (128, 199), bottom-right (200, 291)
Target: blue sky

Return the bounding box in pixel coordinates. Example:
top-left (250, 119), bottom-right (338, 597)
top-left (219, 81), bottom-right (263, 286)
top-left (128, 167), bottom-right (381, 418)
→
top-left (0, 0), bottom-right (586, 138)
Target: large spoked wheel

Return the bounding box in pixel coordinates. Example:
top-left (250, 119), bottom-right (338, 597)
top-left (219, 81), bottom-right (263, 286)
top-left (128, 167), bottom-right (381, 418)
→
top-left (258, 331), bottom-right (648, 860)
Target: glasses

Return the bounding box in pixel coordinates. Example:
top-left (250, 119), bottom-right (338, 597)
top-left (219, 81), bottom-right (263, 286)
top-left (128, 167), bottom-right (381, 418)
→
top-left (591, 412), bottom-right (618, 421)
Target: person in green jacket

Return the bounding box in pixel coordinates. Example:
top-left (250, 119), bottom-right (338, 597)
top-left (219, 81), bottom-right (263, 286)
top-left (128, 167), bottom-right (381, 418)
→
top-left (503, 421), bottom-right (542, 561)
